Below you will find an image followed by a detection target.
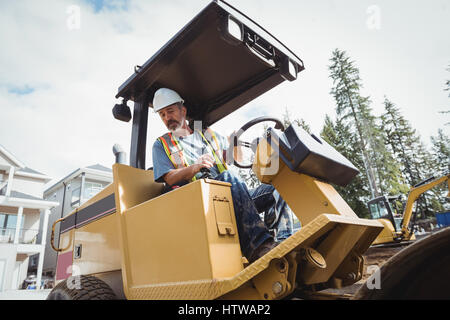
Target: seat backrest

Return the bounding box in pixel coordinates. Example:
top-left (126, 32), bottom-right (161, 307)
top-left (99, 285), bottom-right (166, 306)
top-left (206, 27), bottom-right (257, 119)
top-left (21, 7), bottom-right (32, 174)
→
top-left (113, 164), bottom-right (164, 212)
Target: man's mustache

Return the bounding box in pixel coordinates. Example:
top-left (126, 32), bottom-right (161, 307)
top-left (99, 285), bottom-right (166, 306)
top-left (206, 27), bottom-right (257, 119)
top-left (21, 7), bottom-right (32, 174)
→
top-left (167, 120), bottom-right (180, 127)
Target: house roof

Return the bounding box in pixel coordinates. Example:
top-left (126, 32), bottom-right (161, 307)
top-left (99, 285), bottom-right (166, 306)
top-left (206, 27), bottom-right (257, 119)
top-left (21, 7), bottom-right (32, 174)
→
top-left (0, 190), bottom-right (59, 209)
top-left (86, 164), bottom-right (112, 173)
top-left (0, 144), bottom-right (26, 168)
top-left (44, 164), bottom-right (113, 196)
top-left (0, 144), bottom-right (51, 181)
top-left (16, 167), bottom-right (46, 176)
top-left (9, 190), bottom-right (43, 201)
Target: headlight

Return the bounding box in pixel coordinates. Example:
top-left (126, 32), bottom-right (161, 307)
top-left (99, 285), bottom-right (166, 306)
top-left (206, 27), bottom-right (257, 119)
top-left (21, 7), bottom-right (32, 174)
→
top-left (227, 16), bottom-right (243, 42)
top-left (280, 57), bottom-right (297, 81)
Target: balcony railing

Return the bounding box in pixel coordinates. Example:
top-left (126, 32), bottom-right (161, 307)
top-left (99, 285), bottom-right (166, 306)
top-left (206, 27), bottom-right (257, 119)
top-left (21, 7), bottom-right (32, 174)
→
top-left (0, 228), bottom-right (39, 244)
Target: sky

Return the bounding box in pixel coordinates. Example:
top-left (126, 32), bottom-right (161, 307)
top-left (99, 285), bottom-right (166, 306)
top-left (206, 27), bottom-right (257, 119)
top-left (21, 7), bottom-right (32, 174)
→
top-left (0, 0), bottom-right (449, 188)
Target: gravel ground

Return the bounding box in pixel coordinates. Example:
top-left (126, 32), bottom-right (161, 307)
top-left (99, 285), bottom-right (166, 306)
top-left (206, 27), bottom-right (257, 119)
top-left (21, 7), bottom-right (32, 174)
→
top-left (0, 289), bottom-right (51, 300)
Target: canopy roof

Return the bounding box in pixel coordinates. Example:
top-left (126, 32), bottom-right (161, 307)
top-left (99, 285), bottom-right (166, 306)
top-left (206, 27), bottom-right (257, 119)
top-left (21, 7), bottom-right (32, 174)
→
top-left (116, 0), bottom-right (304, 126)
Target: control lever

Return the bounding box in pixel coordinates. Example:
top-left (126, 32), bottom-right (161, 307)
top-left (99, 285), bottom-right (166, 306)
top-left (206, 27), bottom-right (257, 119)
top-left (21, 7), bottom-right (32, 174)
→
top-left (199, 167), bottom-right (212, 179)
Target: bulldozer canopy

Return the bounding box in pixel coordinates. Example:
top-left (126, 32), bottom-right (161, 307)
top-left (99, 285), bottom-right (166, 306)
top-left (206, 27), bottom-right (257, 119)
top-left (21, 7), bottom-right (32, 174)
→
top-left (115, 0), bottom-right (304, 126)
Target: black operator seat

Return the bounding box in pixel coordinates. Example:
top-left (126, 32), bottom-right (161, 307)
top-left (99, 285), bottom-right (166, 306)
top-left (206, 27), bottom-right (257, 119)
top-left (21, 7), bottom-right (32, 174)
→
top-left (267, 124), bottom-right (360, 187)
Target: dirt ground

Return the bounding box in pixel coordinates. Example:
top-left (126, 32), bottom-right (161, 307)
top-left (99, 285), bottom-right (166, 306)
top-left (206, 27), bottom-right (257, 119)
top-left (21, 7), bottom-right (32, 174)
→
top-left (362, 245), bottom-right (405, 279)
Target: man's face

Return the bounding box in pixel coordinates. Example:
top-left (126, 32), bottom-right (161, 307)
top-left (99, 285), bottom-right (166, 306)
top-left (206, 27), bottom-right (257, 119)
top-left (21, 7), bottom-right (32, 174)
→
top-left (158, 104), bottom-right (186, 132)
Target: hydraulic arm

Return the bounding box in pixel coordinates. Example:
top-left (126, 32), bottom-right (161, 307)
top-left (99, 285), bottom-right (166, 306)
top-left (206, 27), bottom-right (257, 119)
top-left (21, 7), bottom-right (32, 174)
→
top-left (400, 173), bottom-right (450, 239)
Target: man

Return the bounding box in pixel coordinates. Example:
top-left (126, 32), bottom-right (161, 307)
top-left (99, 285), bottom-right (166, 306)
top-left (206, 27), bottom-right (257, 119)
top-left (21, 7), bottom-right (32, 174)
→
top-left (151, 88), bottom-right (293, 263)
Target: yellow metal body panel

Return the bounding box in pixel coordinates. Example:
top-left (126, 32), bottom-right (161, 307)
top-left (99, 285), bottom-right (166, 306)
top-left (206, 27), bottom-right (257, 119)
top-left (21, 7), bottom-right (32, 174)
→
top-left (72, 213), bottom-right (122, 275)
top-left (115, 213), bottom-right (381, 300)
top-left (113, 164), bottom-right (244, 299)
top-left (371, 219), bottom-right (416, 245)
top-left (371, 219), bottom-right (397, 245)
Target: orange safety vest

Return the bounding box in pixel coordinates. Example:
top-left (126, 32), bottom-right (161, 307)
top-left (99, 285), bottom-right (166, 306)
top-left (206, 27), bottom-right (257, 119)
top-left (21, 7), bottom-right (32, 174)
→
top-left (158, 128), bottom-right (227, 182)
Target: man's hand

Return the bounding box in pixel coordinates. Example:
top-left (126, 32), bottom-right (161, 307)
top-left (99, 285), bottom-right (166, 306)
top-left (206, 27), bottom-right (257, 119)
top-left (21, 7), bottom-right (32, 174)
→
top-left (162, 154), bottom-right (215, 186)
top-left (194, 154), bottom-right (215, 171)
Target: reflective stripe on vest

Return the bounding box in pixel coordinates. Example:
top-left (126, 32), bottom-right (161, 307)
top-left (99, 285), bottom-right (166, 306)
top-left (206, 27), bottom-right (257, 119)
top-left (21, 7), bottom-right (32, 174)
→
top-left (199, 129), bottom-right (227, 174)
top-left (158, 129), bottom-right (227, 182)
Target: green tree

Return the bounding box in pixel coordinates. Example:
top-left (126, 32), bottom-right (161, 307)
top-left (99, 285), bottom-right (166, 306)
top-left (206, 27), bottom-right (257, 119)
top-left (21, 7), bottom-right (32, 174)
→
top-left (380, 98), bottom-right (419, 189)
top-left (431, 129), bottom-right (450, 173)
top-left (429, 129), bottom-right (450, 211)
top-left (328, 49), bottom-right (395, 199)
top-left (380, 97), bottom-right (443, 217)
top-left (282, 108), bottom-right (311, 133)
top-left (441, 64), bottom-right (450, 126)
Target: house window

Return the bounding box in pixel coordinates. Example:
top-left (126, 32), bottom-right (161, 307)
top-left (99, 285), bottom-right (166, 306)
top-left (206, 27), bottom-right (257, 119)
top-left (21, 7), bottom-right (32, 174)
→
top-left (0, 213), bottom-right (25, 243)
top-left (71, 187), bottom-right (81, 207)
top-left (71, 182), bottom-right (104, 207)
top-left (83, 182), bottom-right (104, 200)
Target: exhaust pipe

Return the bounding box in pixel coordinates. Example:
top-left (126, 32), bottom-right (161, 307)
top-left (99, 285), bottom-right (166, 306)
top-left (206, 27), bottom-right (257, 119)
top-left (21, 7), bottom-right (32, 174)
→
top-left (113, 144), bottom-right (127, 164)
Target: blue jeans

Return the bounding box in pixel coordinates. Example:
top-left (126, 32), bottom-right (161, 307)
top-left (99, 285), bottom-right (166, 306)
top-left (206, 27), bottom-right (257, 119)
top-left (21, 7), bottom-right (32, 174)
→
top-left (249, 183), bottom-right (295, 241)
top-left (214, 171), bottom-right (294, 259)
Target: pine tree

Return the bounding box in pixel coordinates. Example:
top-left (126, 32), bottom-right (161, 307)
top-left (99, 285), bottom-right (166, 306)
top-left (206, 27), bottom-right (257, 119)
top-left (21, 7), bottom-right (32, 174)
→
top-left (380, 97), bottom-right (442, 217)
top-left (328, 49), bottom-right (390, 199)
top-left (429, 129), bottom-right (450, 212)
top-left (380, 98), bottom-right (419, 188)
top-left (431, 129), bottom-right (450, 173)
top-left (282, 108), bottom-right (311, 133)
top-left (441, 64), bottom-right (450, 126)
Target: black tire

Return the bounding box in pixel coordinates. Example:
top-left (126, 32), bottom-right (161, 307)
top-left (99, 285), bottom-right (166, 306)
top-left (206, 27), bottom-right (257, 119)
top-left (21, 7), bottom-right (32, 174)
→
top-left (47, 275), bottom-right (117, 300)
top-left (354, 227), bottom-right (450, 300)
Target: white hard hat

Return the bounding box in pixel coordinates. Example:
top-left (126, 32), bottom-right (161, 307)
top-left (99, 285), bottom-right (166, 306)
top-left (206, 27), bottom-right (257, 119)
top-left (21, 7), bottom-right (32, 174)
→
top-left (152, 88), bottom-right (184, 113)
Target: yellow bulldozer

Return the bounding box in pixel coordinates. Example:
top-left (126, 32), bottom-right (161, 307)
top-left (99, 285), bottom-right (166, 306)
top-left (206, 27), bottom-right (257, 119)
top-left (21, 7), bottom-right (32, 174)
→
top-left (46, 0), bottom-right (450, 300)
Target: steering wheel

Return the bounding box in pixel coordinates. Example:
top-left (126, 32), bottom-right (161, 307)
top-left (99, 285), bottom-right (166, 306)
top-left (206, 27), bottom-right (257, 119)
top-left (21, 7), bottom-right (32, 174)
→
top-left (228, 116), bottom-right (285, 169)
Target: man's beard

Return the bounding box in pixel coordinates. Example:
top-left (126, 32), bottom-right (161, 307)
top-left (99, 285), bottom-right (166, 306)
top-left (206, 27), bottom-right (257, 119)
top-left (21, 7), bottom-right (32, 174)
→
top-left (167, 120), bottom-right (180, 131)
top-left (168, 117), bottom-right (190, 136)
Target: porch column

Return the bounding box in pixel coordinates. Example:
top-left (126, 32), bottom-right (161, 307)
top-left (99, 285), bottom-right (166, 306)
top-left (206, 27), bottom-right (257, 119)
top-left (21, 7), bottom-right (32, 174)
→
top-left (36, 209), bottom-right (52, 289)
top-left (41, 209), bottom-right (51, 246)
top-left (36, 247), bottom-right (44, 290)
top-left (5, 166), bottom-right (14, 197)
top-left (13, 206), bottom-right (23, 244)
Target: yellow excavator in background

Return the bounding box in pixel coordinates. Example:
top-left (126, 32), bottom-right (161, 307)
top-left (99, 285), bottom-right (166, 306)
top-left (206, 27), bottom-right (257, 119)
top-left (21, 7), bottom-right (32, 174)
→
top-left (367, 172), bottom-right (450, 246)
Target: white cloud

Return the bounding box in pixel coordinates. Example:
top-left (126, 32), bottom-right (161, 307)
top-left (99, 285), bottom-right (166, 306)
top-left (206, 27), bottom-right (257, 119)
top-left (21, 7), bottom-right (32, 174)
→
top-left (0, 0), bottom-right (448, 188)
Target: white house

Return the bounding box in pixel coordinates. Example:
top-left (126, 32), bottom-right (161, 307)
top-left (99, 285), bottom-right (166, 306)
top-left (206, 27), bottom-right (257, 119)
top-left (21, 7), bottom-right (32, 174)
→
top-left (0, 144), bottom-right (59, 291)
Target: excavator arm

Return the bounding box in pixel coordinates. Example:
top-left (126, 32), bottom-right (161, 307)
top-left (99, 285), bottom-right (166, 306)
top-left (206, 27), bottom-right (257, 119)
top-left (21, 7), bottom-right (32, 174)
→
top-left (400, 172), bottom-right (450, 239)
